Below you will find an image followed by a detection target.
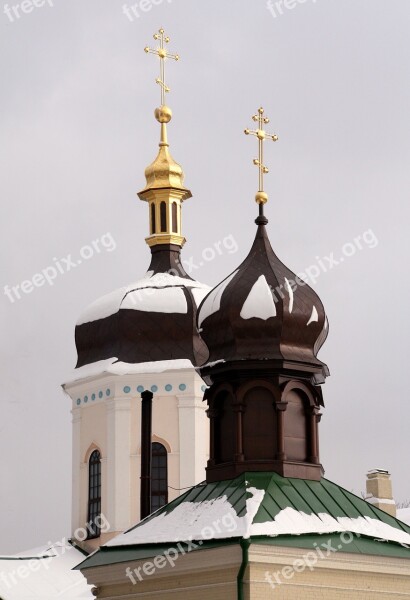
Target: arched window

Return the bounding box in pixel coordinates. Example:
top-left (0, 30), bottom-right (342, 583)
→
top-left (151, 203), bottom-right (156, 234)
top-left (87, 450), bottom-right (101, 539)
top-left (172, 202), bottom-right (178, 233)
top-left (160, 202), bottom-right (167, 232)
top-left (151, 442), bottom-right (168, 511)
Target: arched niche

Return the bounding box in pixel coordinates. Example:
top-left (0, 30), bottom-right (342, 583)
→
top-left (283, 388), bottom-right (310, 462)
top-left (242, 385), bottom-right (277, 461)
top-left (212, 388), bottom-right (235, 465)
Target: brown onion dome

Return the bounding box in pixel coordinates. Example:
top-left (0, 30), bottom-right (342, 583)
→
top-left (75, 245), bottom-right (210, 369)
top-left (197, 221), bottom-right (329, 381)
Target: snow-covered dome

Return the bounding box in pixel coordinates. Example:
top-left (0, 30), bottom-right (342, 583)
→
top-left (75, 246), bottom-right (210, 369)
top-left (197, 222), bottom-right (329, 376)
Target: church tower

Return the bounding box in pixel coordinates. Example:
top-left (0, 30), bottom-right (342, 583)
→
top-left (63, 29), bottom-right (209, 550)
top-left (199, 108), bottom-right (329, 483)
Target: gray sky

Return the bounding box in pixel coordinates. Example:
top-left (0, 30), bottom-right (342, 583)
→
top-left (1, 0), bottom-right (409, 553)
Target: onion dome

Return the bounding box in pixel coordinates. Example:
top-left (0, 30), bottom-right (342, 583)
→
top-left (74, 29), bottom-right (210, 372)
top-left (198, 106), bottom-right (328, 382)
top-left (197, 107), bottom-right (329, 484)
top-left (75, 248), bottom-right (209, 369)
top-left (197, 222), bottom-right (328, 378)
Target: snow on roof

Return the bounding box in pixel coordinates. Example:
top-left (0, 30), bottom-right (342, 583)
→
top-left (105, 487), bottom-right (410, 548)
top-left (398, 507), bottom-right (410, 526)
top-left (0, 542), bottom-right (94, 599)
top-left (64, 358), bottom-right (196, 386)
top-left (77, 272), bottom-right (210, 325)
top-left (240, 275), bottom-right (277, 320)
top-left (106, 487), bottom-right (265, 546)
top-left (365, 496), bottom-right (396, 505)
top-left (122, 286), bottom-right (188, 314)
top-left (197, 270), bottom-right (238, 328)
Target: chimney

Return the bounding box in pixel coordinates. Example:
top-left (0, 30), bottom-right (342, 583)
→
top-left (366, 469), bottom-right (396, 517)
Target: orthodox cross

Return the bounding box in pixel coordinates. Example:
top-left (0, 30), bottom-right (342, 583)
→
top-left (144, 28), bottom-right (180, 106)
top-left (244, 107), bottom-right (278, 205)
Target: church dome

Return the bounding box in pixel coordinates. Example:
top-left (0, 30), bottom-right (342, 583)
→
top-left (74, 53), bottom-right (211, 371)
top-left (197, 222), bottom-right (328, 376)
top-left (75, 246), bottom-right (210, 370)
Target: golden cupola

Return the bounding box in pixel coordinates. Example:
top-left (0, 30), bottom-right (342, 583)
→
top-left (138, 28), bottom-right (191, 248)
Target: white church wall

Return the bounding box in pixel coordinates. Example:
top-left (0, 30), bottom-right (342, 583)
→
top-left (64, 366), bottom-right (209, 543)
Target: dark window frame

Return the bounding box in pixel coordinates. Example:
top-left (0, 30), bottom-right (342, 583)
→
top-left (172, 201), bottom-right (178, 233)
top-left (87, 449), bottom-right (102, 539)
top-left (151, 442), bottom-right (168, 511)
top-left (160, 202), bottom-right (167, 232)
top-left (151, 203), bottom-right (156, 234)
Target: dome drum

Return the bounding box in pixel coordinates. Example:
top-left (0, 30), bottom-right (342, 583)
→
top-left (204, 368), bottom-right (324, 483)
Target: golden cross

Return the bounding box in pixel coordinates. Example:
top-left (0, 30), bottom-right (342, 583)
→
top-left (144, 28), bottom-right (179, 106)
top-left (244, 107), bottom-right (278, 205)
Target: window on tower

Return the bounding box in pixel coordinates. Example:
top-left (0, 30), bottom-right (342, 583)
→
top-left (87, 449), bottom-right (101, 539)
top-left (151, 203), bottom-right (156, 234)
top-left (172, 201), bottom-right (178, 233)
top-left (160, 202), bottom-right (167, 232)
top-left (151, 442), bottom-right (168, 511)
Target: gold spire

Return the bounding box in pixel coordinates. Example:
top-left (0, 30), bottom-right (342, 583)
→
top-left (244, 107), bottom-right (278, 205)
top-left (138, 28), bottom-right (191, 248)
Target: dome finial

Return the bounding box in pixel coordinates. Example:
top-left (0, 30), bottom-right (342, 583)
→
top-left (244, 107), bottom-right (279, 222)
top-left (139, 29), bottom-right (191, 249)
top-left (144, 27), bottom-right (179, 110)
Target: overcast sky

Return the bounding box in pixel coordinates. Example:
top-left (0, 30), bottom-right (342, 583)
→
top-left (1, 0), bottom-right (409, 553)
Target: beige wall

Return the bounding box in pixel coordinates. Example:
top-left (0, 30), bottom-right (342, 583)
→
top-left (64, 368), bottom-right (209, 543)
top-left (82, 543), bottom-right (410, 599)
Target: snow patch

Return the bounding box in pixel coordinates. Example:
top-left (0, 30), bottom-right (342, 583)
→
top-left (366, 496), bottom-right (396, 506)
top-left (198, 270), bottom-right (239, 328)
top-left (77, 273), bottom-right (210, 325)
top-left (307, 306), bottom-right (319, 326)
top-left (64, 358), bottom-right (195, 386)
top-left (240, 275), bottom-right (276, 320)
top-left (0, 543), bottom-right (93, 599)
top-left (285, 278), bottom-right (294, 314)
top-left (191, 286), bottom-right (211, 308)
top-left (122, 287), bottom-right (188, 314)
top-left (105, 487), bottom-right (410, 548)
top-left (106, 487), bottom-right (265, 546)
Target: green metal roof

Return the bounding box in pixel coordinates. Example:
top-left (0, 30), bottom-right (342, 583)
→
top-left (77, 472), bottom-right (410, 570)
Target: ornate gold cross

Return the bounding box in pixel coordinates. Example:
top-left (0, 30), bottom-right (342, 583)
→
top-left (144, 28), bottom-right (179, 106)
top-left (244, 107), bottom-right (278, 205)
